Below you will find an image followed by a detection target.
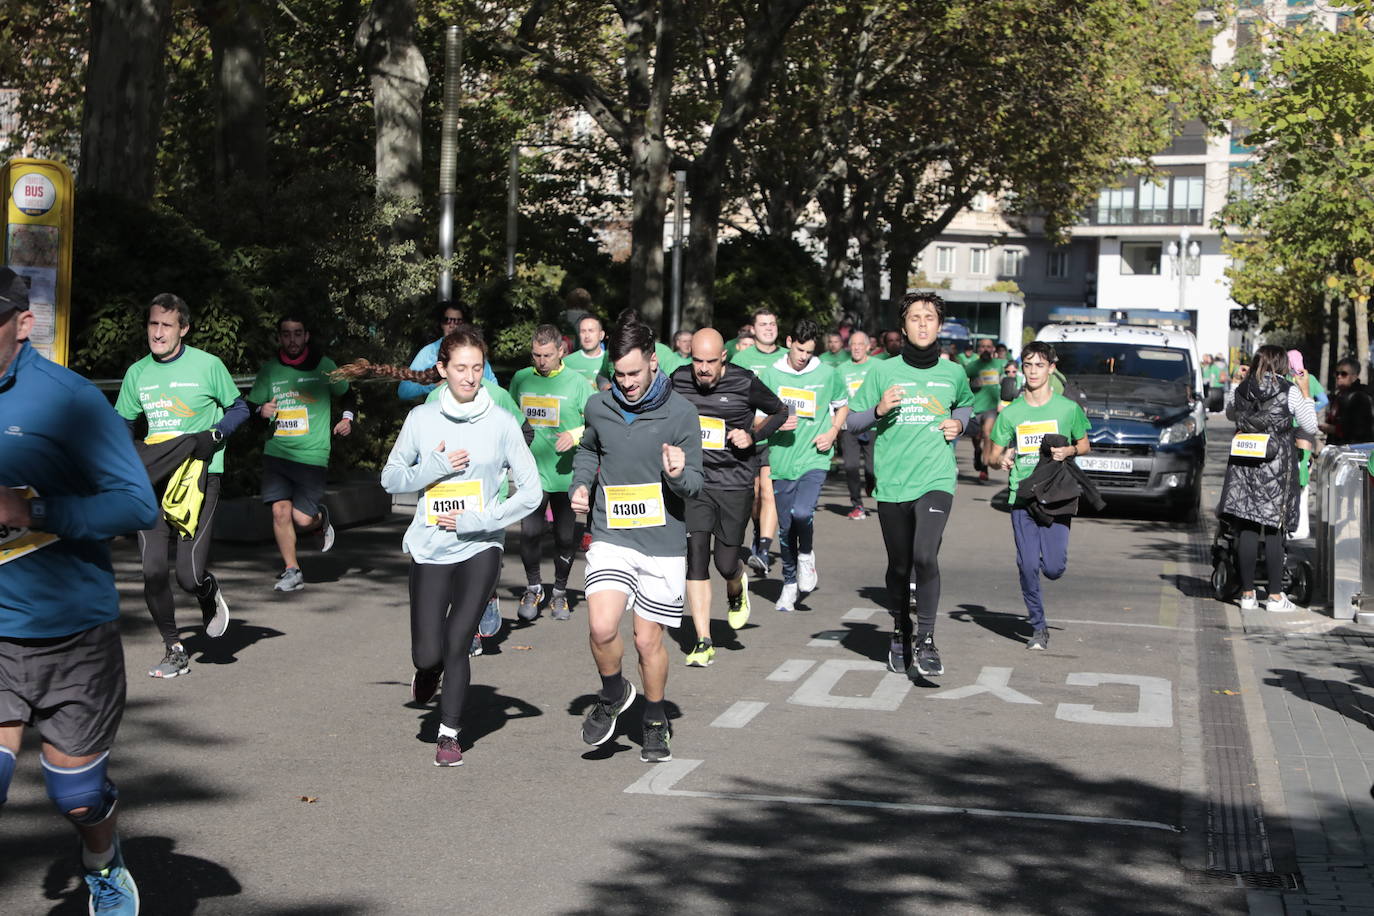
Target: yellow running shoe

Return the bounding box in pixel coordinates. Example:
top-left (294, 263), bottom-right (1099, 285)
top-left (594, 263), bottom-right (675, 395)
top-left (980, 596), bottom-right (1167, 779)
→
top-left (685, 639), bottom-right (716, 667)
top-left (727, 571), bottom-right (751, 630)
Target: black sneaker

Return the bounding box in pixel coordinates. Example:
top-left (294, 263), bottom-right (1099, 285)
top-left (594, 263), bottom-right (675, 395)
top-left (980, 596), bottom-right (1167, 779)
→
top-left (197, 573), bottom-right (230, 638)
top-left (641, 720), bottom-right (673, 763)
top-left (581, 678), bottom-right (637, 746)
top-left (887, 632), bottom-right (911, 674)
top-left (1026, 628), bottom-right (1049, 651)
top-left (411, 668), bottom-right (442, 704)
top-left (914, 634), bottom-right (944, 677)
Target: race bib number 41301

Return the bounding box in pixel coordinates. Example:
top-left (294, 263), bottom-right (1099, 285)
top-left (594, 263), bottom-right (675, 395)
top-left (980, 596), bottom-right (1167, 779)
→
top-left (0, 487), bottom-right (59, 567)
top-left (604, 483), bottom-right (666, 528)
top-left (778, 386), bottom-right (817, 419)
top-left (424, 479), bottom-right (485, 526)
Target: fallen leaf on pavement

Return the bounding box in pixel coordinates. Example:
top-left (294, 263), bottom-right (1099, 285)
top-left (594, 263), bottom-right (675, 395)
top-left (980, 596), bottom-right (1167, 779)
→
top-left (299, 796), bottom-right (318, 803)
top-left (513, 645), bottom-right (533, 651)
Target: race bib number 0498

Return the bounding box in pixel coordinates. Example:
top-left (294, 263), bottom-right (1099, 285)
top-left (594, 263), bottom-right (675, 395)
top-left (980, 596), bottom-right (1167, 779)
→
top-left (604, 483), bottom-right (666, 529)
top-left (424, 479), bottom-right (485, 526)
top-left (275, 407), bottom-right (309, 437)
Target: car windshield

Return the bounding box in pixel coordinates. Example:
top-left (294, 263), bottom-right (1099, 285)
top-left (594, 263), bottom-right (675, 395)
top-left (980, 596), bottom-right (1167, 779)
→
top-left (1054, 342), bottom-right (1192, 383)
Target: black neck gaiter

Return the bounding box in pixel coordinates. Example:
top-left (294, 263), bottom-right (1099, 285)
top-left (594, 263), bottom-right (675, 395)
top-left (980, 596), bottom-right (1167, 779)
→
top-left (901, 339), bottom-right (941, 370)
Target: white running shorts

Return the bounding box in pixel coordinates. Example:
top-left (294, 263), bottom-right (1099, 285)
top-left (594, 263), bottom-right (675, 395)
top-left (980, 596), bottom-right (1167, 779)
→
top-left (583, 540), bottom-right (685, 628)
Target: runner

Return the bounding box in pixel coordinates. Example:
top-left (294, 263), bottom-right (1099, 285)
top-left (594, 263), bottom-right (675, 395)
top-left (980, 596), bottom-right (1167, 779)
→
top-left (727, 309), bottom-right (784, 576)
top-left (880, 329), bottom-right (903, 359)
top-left (759, 319), bottom-right (848, 612)
top-left (671, 328), bottom-right (788, 665)
top-left (571, 320), bottom-right (703, 762)
top-left (380, 327), bottom-right (540, 766)
top-left (963, 337), bottom-right (1007, 484)
top-left (565, 311), bottom-right (611, 391)
top-left (397, 303), bottom-right (495, 402)
top-left (116, 293), bottom-right (249, 680)
top-left (848, 292), bottom-right (973, 678)
top-left (508, 324), bottom-right (595, 622)
top-left (1, 269), bottom-right (159, 914)
top-left (985, 341), bottom-right (1091, 651)
top-left (821, 331), bottom-right (847, 367)
top-left (247, 315), bottom-right (355, 592)
top-left (839, 330), bottom-right (877, 519)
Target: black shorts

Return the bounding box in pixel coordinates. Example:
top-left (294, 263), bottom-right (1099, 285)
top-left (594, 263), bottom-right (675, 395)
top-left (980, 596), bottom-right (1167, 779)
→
top-left (685, 488), bottom-right (753, 546)
top-left (0, 621), bottom-right (126, 757)
top-left (261, 455), bottom-right (327, 518)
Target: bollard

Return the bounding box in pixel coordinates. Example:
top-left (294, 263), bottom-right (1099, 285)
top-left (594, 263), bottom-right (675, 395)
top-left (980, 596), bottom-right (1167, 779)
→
top-left (1324, 445), bottom-right (1374, 622)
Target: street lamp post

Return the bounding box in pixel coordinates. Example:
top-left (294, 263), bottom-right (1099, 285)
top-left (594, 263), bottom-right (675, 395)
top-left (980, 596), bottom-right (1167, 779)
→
top-left (1166, 229), bottom-right (1201, 312)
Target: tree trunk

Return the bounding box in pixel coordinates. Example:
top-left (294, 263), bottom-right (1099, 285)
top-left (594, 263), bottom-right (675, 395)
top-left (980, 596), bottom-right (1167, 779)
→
top-left (887, 236), bottom-right (916, 302)
top-left (78, 0), bottom-right (174, 201)
top-left (856, 222), bottom-right (883, 324)
top-left (201, 0), bottom-right (267, 186)
top-left (682, 162), bottom-right (725, 330)
top-left (627, 136), bottom-right (670, 331)
top-left (357, 0), bottom-right (428, 239)
top-left (817, 181), bottom-right (850, 318)
top-left (1355, 295), bottom-right (1370, 375)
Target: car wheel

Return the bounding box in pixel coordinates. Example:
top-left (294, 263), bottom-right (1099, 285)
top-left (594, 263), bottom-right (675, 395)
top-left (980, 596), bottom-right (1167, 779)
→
top-left (1211, 560), bottom-right (1237, 601)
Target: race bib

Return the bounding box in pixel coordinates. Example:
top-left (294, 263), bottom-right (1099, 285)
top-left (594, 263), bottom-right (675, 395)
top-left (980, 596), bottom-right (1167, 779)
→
top-left (521, 395), bottom-right (560, 428)
top-left (604, 483), bottom-right (666, 529)
top-left (145, 432), bottom-right (179, 445)
top-left (1016, 419), bottom-right (1059, 453)
top-left (779, 386), bottom-right (817, 419)
top-left (847, 378), bottom-right (864, 396)
top-left (1230, 433), bottom-right (1270, 459)
top-left (699, 416), bottom-right (726, 450)
top-left (274, 407), bottom-right (309, 437)
top-left (979, 369), bottom-right (1000, 388)
top-left (424, 479), bottom-right (485, 526)
top-left (0, 488), bottom-right (58, 567)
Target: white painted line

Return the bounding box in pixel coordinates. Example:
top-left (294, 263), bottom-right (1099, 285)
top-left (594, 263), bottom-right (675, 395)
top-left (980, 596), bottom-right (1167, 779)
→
top-left (788, 660), bottom-right (912, 711)
top-left (625, 758), bottom-right (1181, 833)
top-left (930, 666), bottom-right (1040, 705)
top-left (710, 701), bottom-right (768, 729)
top-left (806, 630), bottom-right (847, 647)
top-left (766, 659), bottom-right (814, 682)
top-left (1056, 673), bottom-right (1173, 728)
top-left (955, 611), bottom-right (1193, 632)
top-left (842, 607), bottom-right (882, 621)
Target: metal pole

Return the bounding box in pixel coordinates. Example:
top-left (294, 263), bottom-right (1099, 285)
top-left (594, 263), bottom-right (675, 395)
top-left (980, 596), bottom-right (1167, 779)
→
top-left (437, 26), bottom-right (462, 304)
top-left (505, 145), bottom-right (519, 280)
top-left (1178, 228), bottom-right (1190, 314)
top-left (670, 169), bottom-right (686, 334)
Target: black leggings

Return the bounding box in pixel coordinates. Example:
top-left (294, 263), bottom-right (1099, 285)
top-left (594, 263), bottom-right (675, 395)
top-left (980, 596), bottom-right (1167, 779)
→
top-left (841, 429), bottom-right (875, 506)
top-left (520, 492), bottom-right (576, 590)
top-left (686, 532), bottom-right (743, 582)
top-left (138, 474), bottom-right (222, 648)
top-left (409, 548), bottom-right (504, 731)
top-left (1235, 520), bottom-right (1285, 595)
top-left (877, 491), bottom-right (954, 637)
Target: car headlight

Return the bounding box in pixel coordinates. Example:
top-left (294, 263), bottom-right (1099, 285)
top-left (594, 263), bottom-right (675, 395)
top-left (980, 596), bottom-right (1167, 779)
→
top-left (1159, 417), bottom-right (1197, 444)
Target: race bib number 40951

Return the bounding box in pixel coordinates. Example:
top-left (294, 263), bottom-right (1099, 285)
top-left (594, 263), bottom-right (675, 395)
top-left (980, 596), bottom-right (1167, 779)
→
top-left (1230, 433), bottom-right (1270, 459)
top-left (604, 483), bottom-right (666, 529)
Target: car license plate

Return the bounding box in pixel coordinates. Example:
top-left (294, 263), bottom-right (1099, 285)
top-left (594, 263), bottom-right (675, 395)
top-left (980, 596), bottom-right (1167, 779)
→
top-left (1077, 456), bottom-right (1133, 473)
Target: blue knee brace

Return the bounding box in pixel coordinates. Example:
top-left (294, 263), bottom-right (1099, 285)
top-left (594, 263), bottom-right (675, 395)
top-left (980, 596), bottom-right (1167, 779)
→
top-left (42, 751), bottom-right (118, 825)
top-left (0, 746), bottom-right (15, 805)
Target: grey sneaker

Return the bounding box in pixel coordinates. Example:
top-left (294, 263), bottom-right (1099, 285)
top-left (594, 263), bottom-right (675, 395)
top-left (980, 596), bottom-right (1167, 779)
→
top-left (478, 596), bottom-right (501, 637)
top-left (149, 645), bottom-right (190, 679)
top-left (469, 635), bottom-right (483, 657)
top-left (1026, 628), bottom-right (1049, 651)
top-left (641, 720), bottom-right (673, 763)
top-left (914, 634), bottom-right (944, 677)
top-left (887, 632), bottom-right (911, 673)
top-left (274, 567), bottom-right (305, 593)
top-left (198, 572), bottom-right (231, 635)
top-left (549, 589), bottom-right (571, 621)
top-left (581, 678), bottom-right (637, 745)
top-left (518, 587), bottom-right (542, 621)
top-left (318, 504), bottom-right (336, 553)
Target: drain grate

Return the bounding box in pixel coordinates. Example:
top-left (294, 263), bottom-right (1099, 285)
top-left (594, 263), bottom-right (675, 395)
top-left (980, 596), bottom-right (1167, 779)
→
top-left (1185, 868), bottom-right (1303, 890)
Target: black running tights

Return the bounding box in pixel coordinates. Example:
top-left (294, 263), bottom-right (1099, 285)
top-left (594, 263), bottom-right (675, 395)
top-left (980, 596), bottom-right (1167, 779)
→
top-left (138, 474), bottom-right (221, 648)
top-left (877, 490), bottom-right (954, 637)
top-left (686, 531), bottom-right (743, 582)
top-left (519, 491), bottom-right (576, 590)
top-left (409, 548), bottom-right (504, 731)
top-left (1235, 520), bottom-right (1285, 595)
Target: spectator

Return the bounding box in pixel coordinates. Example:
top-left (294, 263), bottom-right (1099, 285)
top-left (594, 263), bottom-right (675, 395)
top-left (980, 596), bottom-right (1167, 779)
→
top-left (1322, 358), bottom-right (1374, 445)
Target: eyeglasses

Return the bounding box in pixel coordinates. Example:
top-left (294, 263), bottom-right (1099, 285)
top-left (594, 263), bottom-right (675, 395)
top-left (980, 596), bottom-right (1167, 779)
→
top-left (1336, 371), bottom-right (1352, 377)
top-left (442, 317), bottom-right (463, 326)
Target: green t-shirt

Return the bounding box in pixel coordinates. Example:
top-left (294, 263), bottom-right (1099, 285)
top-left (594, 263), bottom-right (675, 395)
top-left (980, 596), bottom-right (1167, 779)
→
top-left (564, 348), bottom-right (608, 386)
top-left (425, 379), bottom-right (522, 421)
top-left (248, 357), bottom-right (349, 468)
top-left (659, 349), bottom-right (691, 376)
top-left (821, 350), bottom-right (848, 367)
top-left (850, 357), bottom-right (974, 501)
top-left (1203, 363), bottom-right (1224, 385)
top-left (729, 344), bottom-right (783, 376)
top-left (989, 393), bottom-right (1091, 506)
top-left (840, 358), bottom-right (877, 401)
top-left (509, 365), bottom-right (595, 492)
top-left (760, 360), bottom-right (847, 480)
top-left (965, 357), bottom-right (1009, 413)
top-left (115, 346), bottom-right (241, 474)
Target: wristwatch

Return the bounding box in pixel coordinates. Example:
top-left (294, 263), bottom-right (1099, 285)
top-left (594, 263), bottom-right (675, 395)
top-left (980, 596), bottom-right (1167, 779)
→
top-left (210, 428), bottom-right (225, 444)
top-left (29, 497), bottom-right (46, 529)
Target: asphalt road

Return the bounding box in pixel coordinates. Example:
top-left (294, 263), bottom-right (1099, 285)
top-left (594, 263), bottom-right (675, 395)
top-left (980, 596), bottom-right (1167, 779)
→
top-left (1, 444), bottom-right (1248, 914)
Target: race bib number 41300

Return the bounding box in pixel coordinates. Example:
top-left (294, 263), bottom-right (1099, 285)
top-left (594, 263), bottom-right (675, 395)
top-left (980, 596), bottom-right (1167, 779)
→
top-left (424, 480), bottom-right (485, 526)
top-left (0, 487), bottom-right (59, 567)
top-left (604, 483), bottom-right (666, 528)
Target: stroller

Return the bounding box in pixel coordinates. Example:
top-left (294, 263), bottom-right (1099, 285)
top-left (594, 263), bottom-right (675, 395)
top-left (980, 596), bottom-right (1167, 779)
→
top-left (1210, 515), bottom-right (1313, 605)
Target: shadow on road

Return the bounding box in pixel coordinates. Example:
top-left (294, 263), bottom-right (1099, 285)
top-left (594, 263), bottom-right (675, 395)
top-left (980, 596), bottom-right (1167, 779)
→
top-left (413, 684), bottom-right (543, 747)
top-left (949, 604), bottom-right (1029, 645)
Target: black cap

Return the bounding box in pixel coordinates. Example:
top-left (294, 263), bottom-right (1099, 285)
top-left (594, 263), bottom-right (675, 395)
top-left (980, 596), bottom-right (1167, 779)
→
top-left (0, 268), bottom-right (31, 315)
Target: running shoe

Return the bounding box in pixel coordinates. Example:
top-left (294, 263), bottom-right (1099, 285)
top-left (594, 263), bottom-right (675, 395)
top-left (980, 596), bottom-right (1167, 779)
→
top-left (726, 572), bottom-right (751, 629)
top-left (1026, 628), bottom-right (1049, 651)
top-left (847, 506), bottom-right (867, 520)
top-left (887, 633), bottom-right (911, 674)
top-left (411, 668), bottom-right (441, 704)
top-left (581, 532), bottom-right (593, 552)
top-left (148, 645), bottom-right (190, 679)
top-left (318, 504), bottom-right (336, 553)
top-left (469, 635), bottom-right (482, 657)
top-left (478, 596), bottom-right (501, 637)
top-left (84, 834), bottom-right (139, 915)
top-left (1266, 594), bottom-right (1296, 613)
top-left (1238, 593), bottom-right (1259, 611)
top-left (641, 720), bottom-right (673, 763)
top-left (746, 549), bottom-right (768, 576)
top-left (797, 552), bottom-right (818, 593)
top-left (549, 589), bottom-right (571, 621)
top-left (434, 734), bottom-right (464, 767)
top-left (274, 567), bottom-right (305, 593)
top-left (776, 582), bottom-right (798, 613)
top-left (914, 634), bottom-right (944, 677)
top-left (517, 587), bottom-right (542, 621)
top-left (581, 678), bottom-right (637, 746)
top-left (199, 572), bottom-right (231, 635)
top-left (684, 639), bottom-right (715, 667)
top-left (978, 470), bottom-right (989, 484)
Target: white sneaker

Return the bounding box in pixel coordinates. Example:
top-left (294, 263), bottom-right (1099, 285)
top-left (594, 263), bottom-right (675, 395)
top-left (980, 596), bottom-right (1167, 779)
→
top-left (1238, 593), bottom-right (1258, 611)
top-left (797, 552), bottom-right (818, 593)
top-left (1266, 594), bottom-right (1296, 613)
top-left (776, 582), bottom-right (798, 613)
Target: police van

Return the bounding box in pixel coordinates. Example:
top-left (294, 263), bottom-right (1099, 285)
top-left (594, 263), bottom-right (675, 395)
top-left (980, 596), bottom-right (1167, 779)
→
top-left (1036, 308), bottom-right (1207, 521)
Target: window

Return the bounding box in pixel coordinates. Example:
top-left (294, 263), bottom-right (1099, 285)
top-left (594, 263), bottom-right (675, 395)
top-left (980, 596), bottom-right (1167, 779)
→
top-left (970, 247), bottom-right (988, 275)
top-left (1228, 167), bottom-right (1254, 202)
top-left (1160, 118), bottom-right (1207, 156)
top-left (1047, 250), bottom-right (1070, 279)
top-left (1121, 242), bottom-right (1162, 276)
top-left (1172, 175), bottom-right (1204, 224)
top-left (1096, 186), bottom-right (1136, 225)
top-left (1138, 180), bottom-right (1170, 224)
top-left (935, 246), bottom-right (955, 274)
top-left (1000, 249), bottom-right (1025, 277)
